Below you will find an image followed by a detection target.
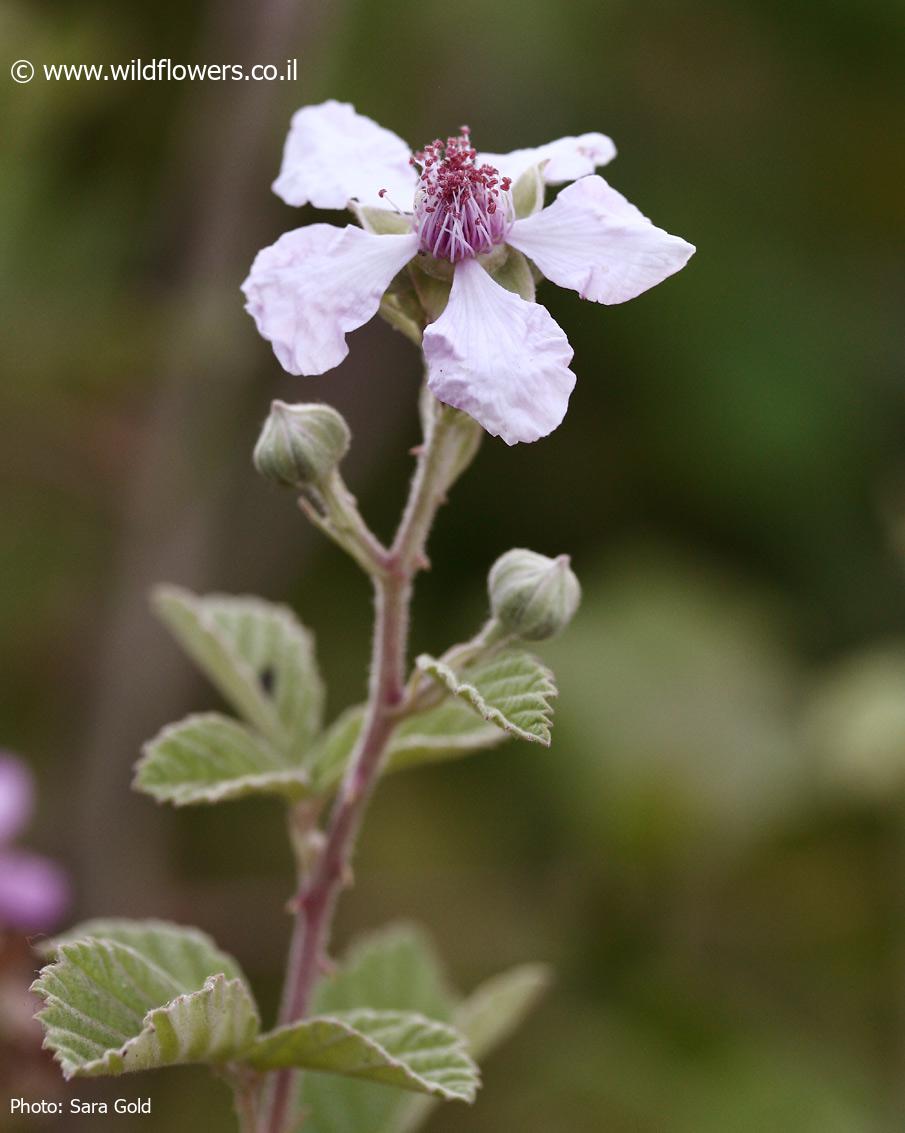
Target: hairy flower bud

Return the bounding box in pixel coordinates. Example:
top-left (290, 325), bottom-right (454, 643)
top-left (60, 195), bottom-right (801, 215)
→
top-left (488, 548), bottom-right (581, 641)
top-left (253, 401), bottom-right (350, 489)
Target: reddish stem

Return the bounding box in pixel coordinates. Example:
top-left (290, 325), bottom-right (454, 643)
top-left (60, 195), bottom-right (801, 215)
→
top-left (262, 404), bottom-right (469, 1133)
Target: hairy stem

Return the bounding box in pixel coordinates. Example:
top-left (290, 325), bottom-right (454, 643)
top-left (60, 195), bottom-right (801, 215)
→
top-left (224, 1066), bottom-right (264, 1133)
top-left (297, 471), bottom-right (389, 577)
top-left (261, 399), bottom-right (479, 1133)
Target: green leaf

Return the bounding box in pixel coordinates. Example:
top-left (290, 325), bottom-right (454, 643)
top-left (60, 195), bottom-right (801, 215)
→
top-left (415, 650), bottom-right (557, 746)
top-left (38, 918), bottom-right (247, 985)
top-left (32, 929), bottom-right (259, 1079)
top-left (301, 926), bottom-right (457, 1133)
top-left (153, 587), bottom-right (324, 758)
top-left (302, 927), bottom-right (548, 1133)
top-left (390, 702), bottom-right (509, 774)
top-left (204, 594), bottom-right (324, 745)
top-left (309, 706), bottom-right (366, 792)
top-left (454, 964), bottom-right (551, 1059)
top-left (314, 924), bottom-right (455, 1023)
top-left (134, 713), bottom-right (311, 805)
top-left (247, 1010), bottom-right (478, 1103)
top-left (391, 964), bottom-right (551, 1133)
top-left (311, 702), bottom-right (507, 792)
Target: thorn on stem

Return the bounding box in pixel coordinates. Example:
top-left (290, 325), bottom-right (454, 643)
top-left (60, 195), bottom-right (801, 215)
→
top-left (318, 953), bottom-right (337, 976)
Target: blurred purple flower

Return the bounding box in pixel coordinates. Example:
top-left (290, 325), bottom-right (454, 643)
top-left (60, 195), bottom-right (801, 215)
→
top-left (0, 755), bottom-right (32, 845)
top-left (0, 753), bottom-right (69, 934)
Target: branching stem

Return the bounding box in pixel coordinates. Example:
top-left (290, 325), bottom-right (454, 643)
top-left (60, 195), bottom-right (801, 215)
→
top-left (260, 398), bottom-right (479, 1133)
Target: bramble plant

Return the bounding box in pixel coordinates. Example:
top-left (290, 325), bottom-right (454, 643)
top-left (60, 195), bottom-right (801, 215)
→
top-left (32, 102), bottom-right (693, 1132)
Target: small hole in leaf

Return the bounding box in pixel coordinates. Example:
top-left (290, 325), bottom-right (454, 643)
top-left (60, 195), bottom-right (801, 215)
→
top-left (259, 667), bottom-right (275, 694)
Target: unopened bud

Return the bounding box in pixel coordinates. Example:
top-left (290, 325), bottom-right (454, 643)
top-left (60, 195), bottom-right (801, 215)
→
top-left (253, 401), bottom-right (350, 489)
top-left (488, 548), bottom-right (581, 641)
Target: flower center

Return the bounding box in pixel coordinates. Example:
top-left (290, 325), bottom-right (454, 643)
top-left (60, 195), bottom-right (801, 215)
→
top-left (409, 127), bottom-right (513, 262)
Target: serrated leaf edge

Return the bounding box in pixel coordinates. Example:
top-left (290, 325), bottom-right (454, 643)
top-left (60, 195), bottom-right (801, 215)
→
top-left (36, 973), bottom-right (257, 1078)
top-left (134, 712), bottom-right (310, 806)
top-left (415, 652), bottom-right (557, 746)
top-left (247, 1009), bottom-right (479, 1103)
top-left (31, 940), bottom-right (259, 1079)
top-left (387, 962), bottom-right (552, 1133)
top-left (390, 725), bottom-right (507, 762)
top-left (310, 703), bottom-right (512, 793)
top-left (36, 919), bottom-right (239, 971)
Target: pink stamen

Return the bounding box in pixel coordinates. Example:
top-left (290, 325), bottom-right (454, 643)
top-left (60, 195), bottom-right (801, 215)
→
top-left (411, 128), bottom-right (513, 262)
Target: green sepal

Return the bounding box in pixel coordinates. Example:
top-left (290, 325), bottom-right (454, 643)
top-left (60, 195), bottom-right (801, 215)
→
top-left (408, 260), bottom-right (452, 321)
top-left (351, 203), bottom-right (414, 236)
top-left (489, 246), bottom-right (536, 301)
top-left (512, 162), bottom-right (546, 218)
top-left (411, 253), bottom-right (454, 283)
top-left (379, 269), bottom-right (425, 345)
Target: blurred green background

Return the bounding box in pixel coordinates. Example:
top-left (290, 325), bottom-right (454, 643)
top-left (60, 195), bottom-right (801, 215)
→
top-left (2, 0), bottom-right (905, 1128)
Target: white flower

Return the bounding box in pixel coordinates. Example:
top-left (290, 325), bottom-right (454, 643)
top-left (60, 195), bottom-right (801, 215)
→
top-left (243, 100), bottom-right (695, 445)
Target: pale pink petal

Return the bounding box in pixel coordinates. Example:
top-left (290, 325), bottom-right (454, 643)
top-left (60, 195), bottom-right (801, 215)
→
top-left (424, 258), bottom-right (576, 445)
top-left (477, 133), bottom-right (617, 186)
top-left (507, 175), bottom-right (695, 305)
top-left (242, 225), bottom-right (419, 375)
top-left (0, 753), bottom-right (33, 846)
top-left (0, 849), bottom-right (70, 933)
top-left (272, 100), bottom-right (417, 210)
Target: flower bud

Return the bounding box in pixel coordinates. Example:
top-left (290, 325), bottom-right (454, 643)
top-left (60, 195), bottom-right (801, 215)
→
top-left (488, 548), bottom-right (581, 641)
top-left (253, 400), bottom-right (350, 490)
